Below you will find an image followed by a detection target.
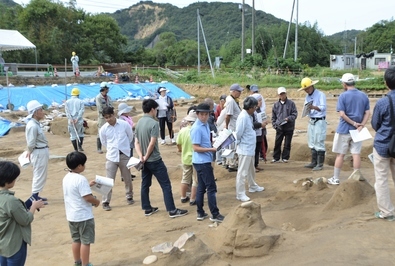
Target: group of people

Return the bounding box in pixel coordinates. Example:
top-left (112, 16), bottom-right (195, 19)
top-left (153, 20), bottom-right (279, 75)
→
top-left (3, 68), bottom-right (395, 265)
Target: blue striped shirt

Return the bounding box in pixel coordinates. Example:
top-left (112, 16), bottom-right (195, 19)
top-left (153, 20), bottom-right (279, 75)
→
top-left (371, 90), bottom-right (395, 157)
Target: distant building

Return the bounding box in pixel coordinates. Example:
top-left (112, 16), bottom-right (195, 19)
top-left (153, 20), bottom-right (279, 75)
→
top-left (330, 50), bottom-right (395, 70)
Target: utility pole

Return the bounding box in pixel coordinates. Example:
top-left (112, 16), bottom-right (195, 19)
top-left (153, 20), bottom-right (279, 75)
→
top-left (197, 9), bottom-right (200, 74)
top-left (241, 0), bottom-right (245, 61)
top-left (252, 0), bottom-right (255, 56)
top-left (283, 0), bottom-right (295, 59)
top-left (294, 0), bottom-right (298, 61)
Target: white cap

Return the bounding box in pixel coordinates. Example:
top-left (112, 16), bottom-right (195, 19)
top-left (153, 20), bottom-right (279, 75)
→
top-left (100, 81), bottom-right (109, 88)
top-left (117, 103), bottom-right (133, 117)
top-left (27, 100), bottom-right (43, 113)
top-left (341, 73), bottom-right (355, 83)
top-left (184, 110), bottom-right (197, 122)
top-left (277, 87), bottom-right (287, 94)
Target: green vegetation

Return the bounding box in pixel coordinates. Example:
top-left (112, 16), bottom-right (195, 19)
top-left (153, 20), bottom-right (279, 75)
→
top-left (0, 0), bottom-right (394, 87)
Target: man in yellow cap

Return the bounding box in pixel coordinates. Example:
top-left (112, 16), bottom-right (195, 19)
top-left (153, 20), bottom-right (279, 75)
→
top-left (65, 88), bottom-right (85, 152)
top-left (70, 51), bottom-right (79, 76)
top-left (298, 78), bottom-right (327, 170)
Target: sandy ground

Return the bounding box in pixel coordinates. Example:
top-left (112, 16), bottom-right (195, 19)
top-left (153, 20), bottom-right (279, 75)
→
top-left (1, 85), bottom-right (395, 266)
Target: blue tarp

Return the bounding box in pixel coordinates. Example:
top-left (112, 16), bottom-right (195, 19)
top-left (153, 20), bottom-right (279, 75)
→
top-left (0, 82), bottom-right (191, 109)
top-left (0, 118), bottom-right (11, 137)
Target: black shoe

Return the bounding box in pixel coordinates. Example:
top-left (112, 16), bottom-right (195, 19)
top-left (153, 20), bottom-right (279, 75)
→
top-left (127, 198), bottom-right (135, 205)
top-left (197, 212), bottom-right (209, 221)
top-left (181, 196), bottom-right (190, 203)
top-left (189, 200), bottom-right (196, 206)
top-left (228, 168), bottom-right (237, 172)
top-left (210, 214), bottom-right (225, 223)
top-left (169, 208), bottom-right (188, 218)
top-left (145, 207), bottom-right (159, 216)
top-left (102, 202), bottom-right (112, 211)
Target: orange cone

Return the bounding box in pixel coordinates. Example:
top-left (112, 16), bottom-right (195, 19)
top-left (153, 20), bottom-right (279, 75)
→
top-left (135, 75), bottom-right (139, 83)
top-left (114, 74), bottom-right (119, 84)
top-left (54, 68), bottom-right (58, 77)
top-left (149, 75), bottom-right (153, 82)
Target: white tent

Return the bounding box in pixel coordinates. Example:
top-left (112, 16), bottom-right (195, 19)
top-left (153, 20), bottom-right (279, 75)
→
top-left (0, 29), bottom-right (36, 51)
top-left (0, 29), bottom-right (38, 75)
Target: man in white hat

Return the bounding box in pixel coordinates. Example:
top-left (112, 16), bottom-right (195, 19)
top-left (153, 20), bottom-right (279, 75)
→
top-left (25, 100), bottom-right (49, 208)
top-left (176, 110), bottom-right (198, 205)
top-left (327, 73), bottom-right (370, 185)
top-left (271, 87), bottom-right (298, 163)
top-left (95, 82), bottom-right (112, 153)
top-left (298, 77), bottom-right (327, 171)
top-left (65, 88), bottom-right (85, 152)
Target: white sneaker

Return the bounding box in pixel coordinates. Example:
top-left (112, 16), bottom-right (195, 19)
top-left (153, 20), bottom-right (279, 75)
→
top-left (171, 139), bottom-right (176, 144)
top-left (160, 140), bottom-right (166, 145)
top-left (327, 177), bottom-right (340, 185)
top-left (236, 195), bottom-right (250, 202)
top-left (249, 186), bottom-right (265, 193)
top-left (282, 159), bottom-right (288, 163)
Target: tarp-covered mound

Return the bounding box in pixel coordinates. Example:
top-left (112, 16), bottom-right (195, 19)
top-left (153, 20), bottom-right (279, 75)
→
top-left (0, 82), bottom-right (191, 110)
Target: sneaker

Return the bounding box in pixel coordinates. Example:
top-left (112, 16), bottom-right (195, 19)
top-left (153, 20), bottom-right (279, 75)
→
top-left (78, 147), bottom-right (84, 152)
top-left (374, 211), bottom-right (395, 221)
top-left (228, 167), bottom-right (237, 172)
top-left (97, 149), bottom-right (104, 154)
top-left (169, 208), bottom-right (188, 218)
top-left (102, 202), bottom-right (111, 211)
top-left (197, 212), bottom-right (209, 221)
top-left (249, 186), bottom-right (265, 193)
top-left (145, 207), bottom-right (159, 216)
top-left (181, 196), bottom-right (190, 203)
top-left (210, 214), bottom-right (225, 223)
top-left (74, 261), bottom-right (82, 266)
top-left (127, 198), bottom-right (135, 205)
top-left (160, 140), bottom-right (166, 145)
top-left (171, 139), bottom-right (176, 144)
top-left (327, 177), bottom-right (340, 185)
top-left (271, 159), bottom-right (280, 163)
top-left (236, 195), bottom-right (250, 202)
top-left (189, 200), bottom-right (196, 206)
top-left (216, 161), bottom-right (223, 165)
top-left (282, 159), bottom-right (288, 163)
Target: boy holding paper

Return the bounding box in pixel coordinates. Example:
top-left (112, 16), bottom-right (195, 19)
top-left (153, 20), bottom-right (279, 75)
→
top-left (63, 151), bottom-right (100, 266)
top-left (327, 73), bottom-right (370, 185)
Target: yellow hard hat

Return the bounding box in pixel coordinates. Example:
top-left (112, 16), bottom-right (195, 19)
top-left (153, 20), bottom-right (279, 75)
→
top-left (298, 78), bottom-right (319, 91)
top-left (71, 88), bottom-right (80, 96)
top-left (72, 51), bottom-right (76, 55)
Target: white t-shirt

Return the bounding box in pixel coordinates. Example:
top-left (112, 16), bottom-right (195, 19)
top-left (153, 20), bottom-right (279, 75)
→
top-left (63, 172), bottom-right (94, 222)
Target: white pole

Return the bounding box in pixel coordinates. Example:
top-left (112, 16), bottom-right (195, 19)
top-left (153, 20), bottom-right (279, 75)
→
top-left (294, 0), bottom-right (299, 61)
top-left (252, 0), bottom-right (255, 56)
top-left (197, 9), bottom-right (200, 75)
top-left (241, 0), bottom-right (245, 61)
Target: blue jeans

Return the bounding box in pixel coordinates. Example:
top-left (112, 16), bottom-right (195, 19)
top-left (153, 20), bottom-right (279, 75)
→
top-left (0, 241), bottom-right (27, 266)
top-left (141, 159), bottom-right (176, 212)
top-left (193, 163), bottom-right (219, 217)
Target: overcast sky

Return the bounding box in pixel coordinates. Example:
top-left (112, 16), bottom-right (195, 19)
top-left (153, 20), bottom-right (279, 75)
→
top-left (14, 0), bottom-right (395, 35)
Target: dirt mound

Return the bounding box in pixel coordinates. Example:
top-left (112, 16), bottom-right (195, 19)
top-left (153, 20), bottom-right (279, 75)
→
top-left (213, 201), bottom-right (281, 258)
top-left (323, 179), bottom-right (375, 211)
top-left (155, 235), bottom-right (229, 266)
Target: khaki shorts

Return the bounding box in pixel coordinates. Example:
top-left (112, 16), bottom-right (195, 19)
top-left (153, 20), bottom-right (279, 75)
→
top-left (181, 164), bottom-right (198, 187)
top-left (68, 218), bottom-right (95, 245)
top-left (332, 133), bottom-right (362, 154)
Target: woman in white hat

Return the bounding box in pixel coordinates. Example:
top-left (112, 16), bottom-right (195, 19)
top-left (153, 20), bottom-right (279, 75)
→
top-left (117, 102), bottom-right (134, 157)
top-left (155, 87), bottom-right (175, 145)
top-left (25, 100), bottom-right (49, 208)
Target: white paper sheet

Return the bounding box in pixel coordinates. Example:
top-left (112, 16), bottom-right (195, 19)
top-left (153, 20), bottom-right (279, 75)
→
top-left (91, 175), bottom-right (114, 195)
top-left (349, 127), bottom-right (373, 143)
top-left (302, 101), bottom-right (313, 117)
top-left (18, 151), bottom-right (30, 168)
